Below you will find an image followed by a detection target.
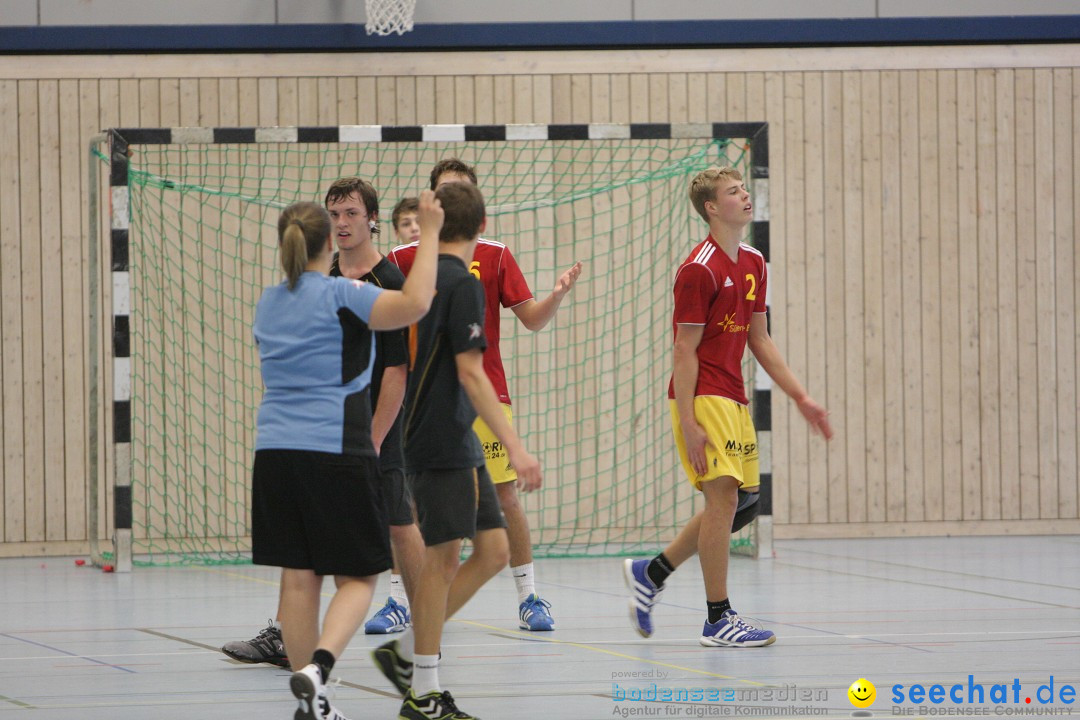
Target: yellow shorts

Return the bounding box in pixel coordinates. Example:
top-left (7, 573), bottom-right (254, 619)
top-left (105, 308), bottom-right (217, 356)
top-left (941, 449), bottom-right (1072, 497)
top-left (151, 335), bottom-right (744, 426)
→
top-left (472, 404), bottom-right (517, 485)
top-left (670, 396), bottom-right (759, 491)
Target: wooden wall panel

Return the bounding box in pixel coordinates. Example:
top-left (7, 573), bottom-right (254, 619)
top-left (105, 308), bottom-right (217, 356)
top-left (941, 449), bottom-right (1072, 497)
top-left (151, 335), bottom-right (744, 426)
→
top-left (777, 71), bottom-right (806, 526)
top-left (59, 78), bottom-right (86, 541)
top-left (898, 70), bottom-right (922, 522)
top-left (39, 80), bottom-right (65, 542)
top-left (880, 70), bottom-right (905, 522)
top-left (1014, 69), bottom-right (1039, 521)
top-left (918, 69), bottom-right (943, 523)
top-left (1033, 68), bottom-right (1057, 520)
top-left (995, 69), bottom-right (1020, 521)
top-left (1, 79), bottom-right (21, 543)
top-left (822, 71), bottom-right (846, 524)
top-left (841, 70), bottom-right (865, 524)
top-left (18, 80), bottom-right (45, 543)
top-left (1, 46), bottom-right (1079, 555)
top-left (936, 70), bottom-right (962, 522)
top-left (860, 71), bottom-right (885, 524)
top-left (1063, 68), bottom-right (1080, 521)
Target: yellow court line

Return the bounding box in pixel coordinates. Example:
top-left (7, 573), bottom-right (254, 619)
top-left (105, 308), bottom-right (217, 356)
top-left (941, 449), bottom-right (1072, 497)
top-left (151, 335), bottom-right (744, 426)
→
top-left (452, 618), bottom-right (766, 687)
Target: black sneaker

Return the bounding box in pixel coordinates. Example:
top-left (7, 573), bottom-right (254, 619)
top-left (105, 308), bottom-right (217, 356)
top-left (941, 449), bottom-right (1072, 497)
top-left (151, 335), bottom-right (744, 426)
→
top-left (372, 639), bottom-right (413, 697)
top-left (399, 689), bottom-right (477, 720)
top-left (221, 619), bottom-right (290, 668)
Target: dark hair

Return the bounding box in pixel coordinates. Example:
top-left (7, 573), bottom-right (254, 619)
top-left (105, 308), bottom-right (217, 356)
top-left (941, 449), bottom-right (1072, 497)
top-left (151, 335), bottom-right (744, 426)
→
top-left (324, 176), bottom-right (380, 233)
top-left (392, 196), bottom-right (420, 229)
top-left (277, 202), bottom-right (331, 290)
top-left (435, 182), bottom-right (485, 243)
top-left (429, 158), bottom-right (478, 191)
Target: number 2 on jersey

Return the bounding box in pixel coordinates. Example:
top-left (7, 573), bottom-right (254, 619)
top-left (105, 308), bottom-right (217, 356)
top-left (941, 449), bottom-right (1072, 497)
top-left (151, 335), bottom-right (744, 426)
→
top-left (744, 273), bottom-right (757, 301)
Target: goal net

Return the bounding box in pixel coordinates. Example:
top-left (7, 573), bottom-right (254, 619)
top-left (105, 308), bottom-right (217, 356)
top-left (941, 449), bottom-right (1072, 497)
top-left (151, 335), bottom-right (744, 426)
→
top-left (105, 125), bottom-right (764, 565)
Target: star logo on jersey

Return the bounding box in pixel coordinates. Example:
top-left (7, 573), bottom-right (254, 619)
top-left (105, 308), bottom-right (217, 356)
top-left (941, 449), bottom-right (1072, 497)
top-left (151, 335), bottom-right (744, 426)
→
top-left (723, 276), bottom-right (734, 288)
top-left (468, 323), bottom-right (482, 340)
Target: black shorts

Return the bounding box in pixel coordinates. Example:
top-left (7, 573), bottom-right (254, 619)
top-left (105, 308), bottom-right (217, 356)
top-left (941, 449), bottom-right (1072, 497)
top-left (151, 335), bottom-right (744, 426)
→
top-left (408, 465), bottom-right (507, 547)
top-left (251, 449), bottom-right (391, 577)
top-left (381, 467), bottom-right (414, 527)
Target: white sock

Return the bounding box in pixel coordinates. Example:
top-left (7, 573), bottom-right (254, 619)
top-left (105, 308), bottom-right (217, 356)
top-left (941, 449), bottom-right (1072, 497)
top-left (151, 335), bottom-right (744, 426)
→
top-left (271, 618), bottom-right (281, 631)
top-left (512, 563), bottom-right (536, 603)
top-left (390, 574), bottom-right (409, 608)
top-left (396, 628), bottom-right (415, 662)
top-left (412, 654), bottom-right (440, 696)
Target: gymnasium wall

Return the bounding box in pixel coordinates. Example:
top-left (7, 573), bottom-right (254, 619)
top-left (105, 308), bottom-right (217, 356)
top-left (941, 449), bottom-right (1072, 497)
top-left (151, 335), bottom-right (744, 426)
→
top-left (0, 44), bottom-right (1077, 556)
top-left (2, 0), bottom-right (1079, 26)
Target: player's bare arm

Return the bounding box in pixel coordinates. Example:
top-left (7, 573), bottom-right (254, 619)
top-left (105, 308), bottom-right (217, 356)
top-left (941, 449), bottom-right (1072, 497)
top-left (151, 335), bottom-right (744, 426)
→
top-left (369, 190), bottom-right (443, 330)
top-left (747, 313), bottom-right (833, 440)
top-left (673, 323), bottom-right (711, 476)
top-left (455, 348), bottom-right (543, 491)
top-left (371, 363), bottom-right (406, 454)
top-left (511, 261), bottom-right (584, 331)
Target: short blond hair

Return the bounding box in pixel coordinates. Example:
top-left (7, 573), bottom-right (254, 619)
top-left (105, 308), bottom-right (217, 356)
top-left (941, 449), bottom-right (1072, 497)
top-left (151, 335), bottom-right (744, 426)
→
top-left (689, 166), bottom-right (744, 222)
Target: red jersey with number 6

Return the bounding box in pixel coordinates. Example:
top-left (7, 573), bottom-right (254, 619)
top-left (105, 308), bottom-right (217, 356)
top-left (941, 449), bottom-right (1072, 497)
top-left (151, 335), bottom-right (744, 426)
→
top-left (388, 238), bottom-right (533, 405)
top-left (668, 236), bottom-right (767, 405)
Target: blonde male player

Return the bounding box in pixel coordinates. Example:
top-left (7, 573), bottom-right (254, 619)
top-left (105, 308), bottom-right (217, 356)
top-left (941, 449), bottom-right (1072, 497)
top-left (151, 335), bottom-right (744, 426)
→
top-left (624, 166), bottom-right (832, 647)
top-left (388, 158), bottom-right (582, 631)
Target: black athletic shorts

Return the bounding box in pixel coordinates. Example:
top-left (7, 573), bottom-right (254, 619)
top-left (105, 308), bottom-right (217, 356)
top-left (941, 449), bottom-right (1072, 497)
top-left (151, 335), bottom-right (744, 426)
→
top-left (382, 467), bottom-right (414, 527)
top-left (408, 465), bottom-right (507, 547)
top-left (252, 449), bottom-right (391, 577)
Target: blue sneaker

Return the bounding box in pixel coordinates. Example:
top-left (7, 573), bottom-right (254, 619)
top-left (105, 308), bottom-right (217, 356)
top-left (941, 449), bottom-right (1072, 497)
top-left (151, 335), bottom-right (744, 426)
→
top-left (364, 597), bottom-right (411, 635)
top-left (623, 558), bottom-right (663, 638)
top-left (518, 593), bottom-right (555, 631)
top-left (700, 609), bottom-right (776, 647)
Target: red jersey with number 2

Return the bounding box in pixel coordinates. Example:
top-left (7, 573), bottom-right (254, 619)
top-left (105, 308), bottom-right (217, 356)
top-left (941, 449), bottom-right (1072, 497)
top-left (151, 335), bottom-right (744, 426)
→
top-left (388, 238), bottom-right (533, 405)
top-left (668, 236), bottom-right (767, 405)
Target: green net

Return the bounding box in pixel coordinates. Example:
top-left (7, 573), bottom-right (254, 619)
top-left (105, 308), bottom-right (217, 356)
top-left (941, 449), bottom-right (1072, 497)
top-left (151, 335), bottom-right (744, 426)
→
top-left (122, 135), bottom-right (758, 565)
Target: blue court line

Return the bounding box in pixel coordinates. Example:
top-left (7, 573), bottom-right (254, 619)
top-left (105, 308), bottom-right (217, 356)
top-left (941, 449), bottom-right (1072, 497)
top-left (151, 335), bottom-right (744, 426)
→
top-left (0, 632), bottom-right (137, 673)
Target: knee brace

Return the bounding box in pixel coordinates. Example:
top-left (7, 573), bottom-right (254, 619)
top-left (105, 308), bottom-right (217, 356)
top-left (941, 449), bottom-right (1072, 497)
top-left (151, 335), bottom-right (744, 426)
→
top-left (732, 489), bottom-right (761, 532)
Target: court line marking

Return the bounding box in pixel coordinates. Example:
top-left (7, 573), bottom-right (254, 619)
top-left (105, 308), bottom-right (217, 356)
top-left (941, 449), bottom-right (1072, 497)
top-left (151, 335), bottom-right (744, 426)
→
top-left (772, 559), bottom-right (1079, 610)
top-left (453, 619), bottom-right (766, 686)
top-left (137, 627), bottom-right (226, 653)
top-left (776, 545), bottom-right (1080, 593)
top-left (0, 632), bottom-right (137, 674)
top-left (0, 694), bottom-right (35, 709)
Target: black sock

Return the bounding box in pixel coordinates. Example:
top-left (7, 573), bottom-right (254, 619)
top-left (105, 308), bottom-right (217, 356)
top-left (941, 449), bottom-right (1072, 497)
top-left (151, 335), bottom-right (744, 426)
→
top-left (707, 599), bottom-right (732, 624)
top-left (646, 553), bottom-right (675, 588)
top-left (311, 648), bottom-right (336, 684)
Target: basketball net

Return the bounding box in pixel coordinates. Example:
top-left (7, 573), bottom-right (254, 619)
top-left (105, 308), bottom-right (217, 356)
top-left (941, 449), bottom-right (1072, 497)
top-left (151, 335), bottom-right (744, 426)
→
top-left (365, 0), bottom-right (416, 35)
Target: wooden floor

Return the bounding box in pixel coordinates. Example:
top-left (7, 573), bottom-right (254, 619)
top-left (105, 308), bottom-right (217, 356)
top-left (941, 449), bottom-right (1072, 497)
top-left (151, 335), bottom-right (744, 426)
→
top-left (1, 535), bottom-right (1078, 720)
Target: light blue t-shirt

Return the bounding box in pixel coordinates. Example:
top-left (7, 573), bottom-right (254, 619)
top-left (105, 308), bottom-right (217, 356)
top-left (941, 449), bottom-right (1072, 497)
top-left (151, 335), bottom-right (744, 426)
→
top-left (253, 272), bottom-right (383, 455)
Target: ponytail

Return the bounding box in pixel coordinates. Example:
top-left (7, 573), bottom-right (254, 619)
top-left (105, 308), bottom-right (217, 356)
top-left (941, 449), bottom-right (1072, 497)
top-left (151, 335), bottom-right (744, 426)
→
top-left (277, 202), bottom-right (331, 290)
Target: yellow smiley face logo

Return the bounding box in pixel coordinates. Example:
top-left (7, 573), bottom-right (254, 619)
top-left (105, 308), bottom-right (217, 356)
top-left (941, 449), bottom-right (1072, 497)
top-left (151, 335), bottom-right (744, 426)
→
top-left (848, 678), bottom-right (876, 708)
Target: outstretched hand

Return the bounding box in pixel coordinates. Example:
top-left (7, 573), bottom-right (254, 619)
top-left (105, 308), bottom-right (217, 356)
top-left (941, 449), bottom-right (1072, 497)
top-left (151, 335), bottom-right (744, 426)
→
top-left (553, 261), bottom-right (583, 299)
top-left (797, 396), bottom-right (833, 440)
top-left (417, 189), bottom-right (444, 238)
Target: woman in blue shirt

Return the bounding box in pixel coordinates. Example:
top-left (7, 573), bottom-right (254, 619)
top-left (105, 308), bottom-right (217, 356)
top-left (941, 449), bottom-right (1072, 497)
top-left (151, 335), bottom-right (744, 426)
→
top-left (251, 193), bottom-right (440, 720)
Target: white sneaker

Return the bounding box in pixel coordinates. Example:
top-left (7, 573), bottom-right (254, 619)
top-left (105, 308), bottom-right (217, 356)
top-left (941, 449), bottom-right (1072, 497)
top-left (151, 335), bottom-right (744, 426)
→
top-left (290, 664), bottom-right (352, 720)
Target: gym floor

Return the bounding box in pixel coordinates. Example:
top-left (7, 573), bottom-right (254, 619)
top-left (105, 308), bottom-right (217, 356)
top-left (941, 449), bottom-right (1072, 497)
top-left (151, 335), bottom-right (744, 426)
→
top-left (1, 535), bottom-right (1077, 719)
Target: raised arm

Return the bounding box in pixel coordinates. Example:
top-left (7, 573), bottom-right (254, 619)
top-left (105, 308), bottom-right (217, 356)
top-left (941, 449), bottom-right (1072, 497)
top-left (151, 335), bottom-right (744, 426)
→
top-left (455, 348), bottom-right (542, 491)
top-left (747, 313), bottom-right (832, 439)
top-left (369, 190), bottom-right (442, 330)
top-left (511, 261), bottom-right (583, 332)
